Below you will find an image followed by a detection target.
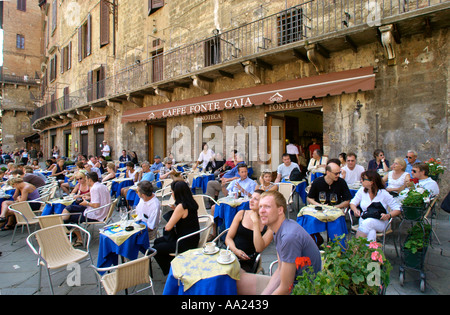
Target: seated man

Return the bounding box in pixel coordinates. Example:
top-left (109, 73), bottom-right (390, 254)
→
top-left (404, 150), bottom-right (421, 176)
top-left (226, 164), bottom-right (257, 198)
top-left (237, 191), bottom-right (321, 295)
top-left (150, 155), bottom-right (164, 174)
top-left (62, 172), bottom-right (111, 246)
top-left (411, 162), bottom-right (439, 197)
top-left (275, 153), bottom-right (301, 183)
top-left (138, 161), bottom-right (155, 182)
top-left (135, 180), bottom-right (161, 240)
top-left (307, 159), bottom-right (352, 209)
top-left (341, 152), bottom-right (365, 185)
top-left (206, 152), bottom-right (246, 201)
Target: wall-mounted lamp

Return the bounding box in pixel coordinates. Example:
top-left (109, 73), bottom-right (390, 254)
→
top-left (354, 100), bottom-right (363, 119)
top-left (212, 29), bottom-right (220, 36)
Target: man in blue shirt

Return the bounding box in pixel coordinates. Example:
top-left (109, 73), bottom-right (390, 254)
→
top-left (226, 164), bottom-right (256, 198)
top-left (150, 155), bottom-right (164, 173)
top-left (206, 152), bottom-right (245, 200)
top-left (405, 150), bottom-right (421, 175)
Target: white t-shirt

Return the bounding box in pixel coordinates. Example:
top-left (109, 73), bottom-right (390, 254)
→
top-left (342, 164), bottom-right (365, 185)
top-left (286, 144), bottom-right (299, 155)
top-left (277, 162), bottom-right (300, 180)
top-left (135, 195), bottom-right (161, 230)
top-left (85, 182), bottom-right (112, 221)
top-left (197, 149), bottom-right (214, 169)
top-left (416, 177), bottom-right (440, 197)
top-left (102, 144), bottom-right (111, 157)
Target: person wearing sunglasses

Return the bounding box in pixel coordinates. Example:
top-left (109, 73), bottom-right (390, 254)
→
top-left (411, 163), bottom-right (439, 197)
top-left (368, 149), bottom-right (389, 172)
top-left (404, 150), bottom-right (421, 175)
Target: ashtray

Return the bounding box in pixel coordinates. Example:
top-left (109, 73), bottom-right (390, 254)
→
top-left (125, 226), bottom-right (134, 231)
top-left (315, 206), bottom-right (323, 211)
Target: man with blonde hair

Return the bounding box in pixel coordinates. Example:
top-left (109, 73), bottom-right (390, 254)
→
top-left (237, 190), bottom-right (321, 295)
top-left (405, 150), bottom-right (421, 175)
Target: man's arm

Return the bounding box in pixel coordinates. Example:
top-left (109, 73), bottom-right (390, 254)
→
top-left (261, 258), bottom-right (297, 295)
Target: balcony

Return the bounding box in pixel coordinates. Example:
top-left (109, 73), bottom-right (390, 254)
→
top-left (31, 0), bottom-right (450, 127)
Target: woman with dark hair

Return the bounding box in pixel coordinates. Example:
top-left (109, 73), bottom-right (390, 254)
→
top-left (350, 170), bottom-right (401, 242)
top-left (153, 180), bottom-right (200, 275)
top-left (368, 149), bottom-right (389, 172)
top-left (193, 142), bottom-right (215, 171)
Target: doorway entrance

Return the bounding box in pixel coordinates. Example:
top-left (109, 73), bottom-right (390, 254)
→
top-left (148, 122), bottom-right (166, 162)
top-left (266, 106), bottom-right (323, 171)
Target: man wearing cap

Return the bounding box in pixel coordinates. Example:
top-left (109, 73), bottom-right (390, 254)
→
top-left (150, 155), bottom-right (164, 173)
top-left (101, 140), bottom-right (111, 158)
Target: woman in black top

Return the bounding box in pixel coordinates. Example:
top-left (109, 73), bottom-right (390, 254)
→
top-left (225, 190), bottom-right (273, 272)
top-left (153, 180), bottom-right (200, 275)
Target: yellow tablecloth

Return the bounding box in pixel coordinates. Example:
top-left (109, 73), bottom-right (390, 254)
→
top-left (217, 197), bottom-right (248, 208)
top-left (297, 205), bottom-right (344, 222)
top-left (171, 248), bottom-right (240, 292)
top-left (47, 198), bottom-right (75, 206)
top-left (100, 220), bottom-right (146, 246)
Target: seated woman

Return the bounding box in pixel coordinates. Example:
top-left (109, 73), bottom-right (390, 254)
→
top-left (70, 172), bottom-right (91, 199)
top-left (382, 157), bottom-right (410, 194)
top-left (307, 149), bottom-right (328, 182)
top-left (350, 170), bottom-right (401, 242)
top-left (101, 162), bottom-right (117, 182)
top-left (368, 149), bottom-right (390, 172)
top-left (45, 159), bottom-right (57, 172)
top-left (225, 190), bottom-right (273, 272)
top-left (120, 161), bottom-right (139, 197)
top-left (159, 157), bottom-right (177, 180)
top-left (255, 170), bottom-right (278, 192)
top-left (0, 177), bottom-right (40, 230)
top-left (30, 159), bottom-right (41, 170)
top-left (52, 158), bottom-right (70, 194)
top-left (153, 180), bottom-right (200, 275)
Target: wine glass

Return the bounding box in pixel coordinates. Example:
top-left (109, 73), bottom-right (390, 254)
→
top-left (119, 206), bottom-right (128, 226)
top-left (319, 192), bottom-right (326, 205)
top-left (330, 193), bottom-right (337, 206)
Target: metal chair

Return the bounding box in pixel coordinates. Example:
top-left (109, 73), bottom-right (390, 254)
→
top-left (423, 197), bottom-right (440, 245)
top-left (8, 200), bottom-right (44, 245)
top-left (26, 224), bottom-right (93, 295)
top-left (171, 215), bottom-right (214, 256)
top-left (90, 248), bottom-right (157, 295)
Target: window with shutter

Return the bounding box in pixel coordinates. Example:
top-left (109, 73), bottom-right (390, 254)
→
top-left (67, 42), bottom-right (72, 70)
top-left (63, 87), bottom-right (70, 110)
top-left (78, 16), bottom-right (92, 61)
top-left (87, 71), bottom-right (93, 102)
top-left (17, 0), bottom-right (27, 12)
top-left (52, 0), bottom-right (57, 34)
top-left (100, 0), bottom-right (110, 47)
top-left (148, 0), bottom-right (164, 15)
top-left (60, 46), bottom-right (65, 74)
top-left (86, 14), bottom-right (92, 56)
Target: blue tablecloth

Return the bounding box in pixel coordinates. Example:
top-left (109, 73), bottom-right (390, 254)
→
top-left (126, 188), bottom-right (140, 207)
top-left (110, 179), bottom-right (134, 198)
top-left (97, 225), bottom-right (150, 270)
top-left (310, 172), bottom-right (325, 182)
top-left (297, 214), bottom-right (347, 246)
top-left (163, 268), bottom-right (237, 295)
top-left (42, 201), bottom-right (75, 216)
top-left (191, 174), bottom-right (215, 194)
top-left (214, 200), bottom-right (250, 231)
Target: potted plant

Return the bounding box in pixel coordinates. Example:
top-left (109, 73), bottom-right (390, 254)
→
top-left (401, 187), bottom-right (430, 221)
top-left (402, 222), bottom-right (431, 268)
top-left (291, 235), bottom-right (392, 295)
top-left (425, 158), bottom-right (446, 181)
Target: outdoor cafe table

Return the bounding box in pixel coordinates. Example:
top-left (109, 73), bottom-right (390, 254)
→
top-left (281, 179), bottom-right (308, 204)
top-left (110, 178), bottom-right (134, 198)
top-left (214, 197), bottom-right (250, 232)
top-left (41, 197), bottom-right (76, 215)
top-left (191, 173), bottom-right (215, 194)
top-left (297, 205), bottom-right (347, 246)
top-left (126, 185), bottom-right (140, 207)
top-left (163, 248), bottom-right (240, 295)
top-left (97, 220), bottom-right (150, 271)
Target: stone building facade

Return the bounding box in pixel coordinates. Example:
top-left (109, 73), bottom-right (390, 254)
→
top-left (0, 0), bottom-right (42, 152)
top-left (32, 0), bottom-right (449, 192)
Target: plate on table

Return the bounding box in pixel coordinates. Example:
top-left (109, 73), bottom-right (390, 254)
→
top-left (203, 247), bottom-right (220, 255)
top-left (217, 255), bottom-right (236, 265)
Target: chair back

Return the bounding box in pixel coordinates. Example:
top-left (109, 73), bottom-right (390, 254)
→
top-left (38, 214), bottom-right (64, 229)
top-left (193, 195), bottom-right (208, 216)
top-left (107, 255), bottom-right (151, 295)
top-left (424, 197), bottom-right (439, 219)
top-left (104, 198), bottom-right (119, 223)
top-left (197, 215), bottom-right (213, 249)
top-left (34, 225), bottom-right (77, 266)
top-left (9, 201), bottom-right (37, 225)
top-left (187, 173), bottom-right (196, 187)
top-left (278, 183), bottom-right (295, 203)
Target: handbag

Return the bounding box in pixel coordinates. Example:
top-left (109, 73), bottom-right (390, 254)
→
top-left (361, 202), bottom-right (387, 220)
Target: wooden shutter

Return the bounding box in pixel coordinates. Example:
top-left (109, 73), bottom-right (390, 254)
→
top-left (52, 0), bottom-right (57, 33)
top-left (60, 46), bottom-right (65, 73)
top-left (63, 86), bottom-right (70, 109)
top-left (67, 42), bottom-right (72, 69)
top-left (100, 0), bottom-right (110, 47)
top-left (87, 71), bottom-right (93, 102)
top-left (78, 26), bottom-right (83, 62)
top-left (98, 66), bottom-right (105, 98)
top-left (148, 0), bottom-right (164, 15)
top-left (86, 14), bottom-right (92, 56)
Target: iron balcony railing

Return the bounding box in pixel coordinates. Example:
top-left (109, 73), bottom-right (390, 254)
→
top-left (32, 0), bottom-right (449, 124)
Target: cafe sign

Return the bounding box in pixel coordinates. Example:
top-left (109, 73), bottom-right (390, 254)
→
top-left (266, 98), bottom-right (322, 113)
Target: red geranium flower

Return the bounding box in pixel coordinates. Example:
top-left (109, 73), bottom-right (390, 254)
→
top-left (295, 257), bottom-right (311, 270)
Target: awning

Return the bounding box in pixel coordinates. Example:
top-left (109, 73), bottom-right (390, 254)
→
top-left (72, 116), bottom-right (107, 128)
top-left (121, 66), bottom-right (375, 123)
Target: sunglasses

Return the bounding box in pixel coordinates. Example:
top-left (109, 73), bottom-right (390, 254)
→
top-left (330, 171), bottom-right (341, 176)
top-left (361, 178), bottom-right (371, 181)
top-left (406, 156), bottom-right (414, 159)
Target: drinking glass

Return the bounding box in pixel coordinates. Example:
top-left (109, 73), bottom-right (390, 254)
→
top-left (330, 193), bottom-right (337, 206)
top-left (319, 192), bottom-right (326, 205)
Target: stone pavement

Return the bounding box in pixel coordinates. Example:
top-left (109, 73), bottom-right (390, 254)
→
top-left (0, 175), bottom-right (449, 295)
